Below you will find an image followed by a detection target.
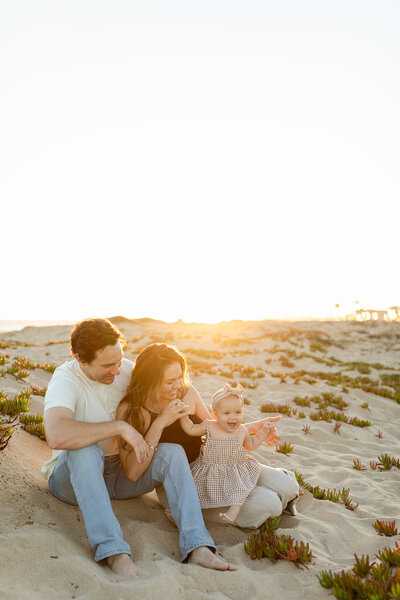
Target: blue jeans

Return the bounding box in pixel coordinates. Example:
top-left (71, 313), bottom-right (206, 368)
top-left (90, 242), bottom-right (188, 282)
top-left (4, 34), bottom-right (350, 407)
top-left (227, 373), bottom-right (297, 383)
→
top-left (48, 442), bottom-right (215, 562)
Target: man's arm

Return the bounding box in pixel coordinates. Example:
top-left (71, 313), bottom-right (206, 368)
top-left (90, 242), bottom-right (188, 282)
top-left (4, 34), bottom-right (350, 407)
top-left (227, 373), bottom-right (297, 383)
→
top-left (44, 407), bottom-right (149, 463)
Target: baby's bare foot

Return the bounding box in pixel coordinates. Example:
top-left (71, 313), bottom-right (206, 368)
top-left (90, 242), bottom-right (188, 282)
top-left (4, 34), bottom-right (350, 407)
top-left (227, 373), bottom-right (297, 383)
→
top-left (219, 505), bottom-right (241, 525)
top-left (188, 546), bottom-right (237, 571)
top-left (106, 553), bottom-right (143, 578)
top-left (219, 512), bottom-right (235, 525)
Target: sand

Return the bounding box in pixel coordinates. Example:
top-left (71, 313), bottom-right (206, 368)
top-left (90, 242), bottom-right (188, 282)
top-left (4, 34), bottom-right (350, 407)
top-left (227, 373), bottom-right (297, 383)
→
top-left (0, 318), bottom-right (399, 599)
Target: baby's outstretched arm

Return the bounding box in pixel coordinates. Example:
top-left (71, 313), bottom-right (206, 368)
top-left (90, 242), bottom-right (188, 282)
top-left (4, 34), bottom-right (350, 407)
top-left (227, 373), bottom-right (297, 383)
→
top-left (179, 415), bottom-right (207, 437)
top-left (243, 422), bottom-right (280, 451)
top-left (244, 415), bottom-right (282, 435)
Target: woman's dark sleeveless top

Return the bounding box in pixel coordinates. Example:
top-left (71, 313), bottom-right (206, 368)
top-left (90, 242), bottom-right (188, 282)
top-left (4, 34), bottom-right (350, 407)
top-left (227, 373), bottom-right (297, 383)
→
top-left (147, 411), bottom-right (203, 463)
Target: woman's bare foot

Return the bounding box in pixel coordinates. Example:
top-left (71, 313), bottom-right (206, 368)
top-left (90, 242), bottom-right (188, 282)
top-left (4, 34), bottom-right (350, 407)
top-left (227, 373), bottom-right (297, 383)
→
top-left (188, 547), bottom-right (237, 571)
top-left (106, 553), bottom-right (143, 577)
top-left (219, 505), bottom-right (241, 525)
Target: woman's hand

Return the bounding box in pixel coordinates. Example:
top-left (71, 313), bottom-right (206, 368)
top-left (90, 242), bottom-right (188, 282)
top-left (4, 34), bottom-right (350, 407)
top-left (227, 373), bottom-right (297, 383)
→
top-left (158, 400), bottom-right (189, 428)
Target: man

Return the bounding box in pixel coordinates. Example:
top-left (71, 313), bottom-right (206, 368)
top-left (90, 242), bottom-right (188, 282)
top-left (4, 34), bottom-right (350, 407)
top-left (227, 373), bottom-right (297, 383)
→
top-left (42, 318), bottom-right (236, 577)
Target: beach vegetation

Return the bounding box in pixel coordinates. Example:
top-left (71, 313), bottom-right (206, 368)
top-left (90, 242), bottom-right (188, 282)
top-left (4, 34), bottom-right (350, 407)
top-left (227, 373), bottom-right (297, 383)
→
top-left (184, 348), bottom-right (223, 359)
top-left (16, 369), bottom-right (30, 379)
top-left (376, 454), bottom-right (400, 471)
top-left (309, 341), bottom-right (328, 353)
top-left (353, 458), bottom-right (367, 470)
top-left (276, 442), bottom-right (294, 455)
top-left (260, 402), bottom-right (293, 416)
top-left (37, 362), bottom-right (56, 373)
top-left (30, 385), bottom-right (47, 396)
top-left (279, 356), bottom-right (295, 368)
top-left (333, 422), bottom-right (342, 434)
top-left (0, 390), bottom-right (31, 416)
top-left (295, 471), bottom-right (358, 510)
top-left (19, 413), bottom-right (46, 440)
top-left (0, 390), bottom-right (32, 450)
top-left (0, 418), bottom-right (14, 450)
top-left (302, 424), bottom-right (311, 434)
top-left (373, 520), bottom-right (398, 537)
top-left (244, 516), bottom-right (312, 568)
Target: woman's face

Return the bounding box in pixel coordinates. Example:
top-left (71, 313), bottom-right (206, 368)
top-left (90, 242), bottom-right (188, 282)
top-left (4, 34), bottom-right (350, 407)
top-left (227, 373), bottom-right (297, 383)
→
top-left (158, 361), bottom-right (183, 405)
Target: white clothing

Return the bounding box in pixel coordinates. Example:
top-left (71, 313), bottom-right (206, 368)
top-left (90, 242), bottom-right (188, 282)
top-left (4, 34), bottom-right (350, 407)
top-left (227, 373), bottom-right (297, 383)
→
top-left (41, 358), bottom-right (133, 479)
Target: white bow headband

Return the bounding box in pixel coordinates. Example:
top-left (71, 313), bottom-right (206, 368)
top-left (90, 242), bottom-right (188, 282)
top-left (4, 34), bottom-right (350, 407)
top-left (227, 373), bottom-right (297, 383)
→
top-left (211, 383), bottom-right (245, 411)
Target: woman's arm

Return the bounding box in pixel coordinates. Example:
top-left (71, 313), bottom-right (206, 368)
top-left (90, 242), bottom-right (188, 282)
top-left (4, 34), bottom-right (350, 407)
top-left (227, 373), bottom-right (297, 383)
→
top-left (183, 385), bottom-right (212, 420)
top-left (118, 400), bottom-right (188, 482)
top-left (179, 415), bottom-right (207, 437)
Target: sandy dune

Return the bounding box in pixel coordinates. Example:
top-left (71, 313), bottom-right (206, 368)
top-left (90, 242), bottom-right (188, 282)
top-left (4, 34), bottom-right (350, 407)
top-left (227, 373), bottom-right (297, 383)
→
top-left (1, 318), bottom-right (399, 599)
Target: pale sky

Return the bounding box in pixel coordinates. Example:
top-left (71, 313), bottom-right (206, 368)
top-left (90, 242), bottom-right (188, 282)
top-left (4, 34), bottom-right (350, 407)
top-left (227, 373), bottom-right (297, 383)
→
top-left (2, 1), bottom-right (399, 323)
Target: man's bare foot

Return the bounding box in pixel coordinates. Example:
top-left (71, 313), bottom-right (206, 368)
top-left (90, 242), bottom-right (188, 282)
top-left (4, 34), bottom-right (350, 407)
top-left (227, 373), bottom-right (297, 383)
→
top-left (188, 546), bottom-right (237, 571)
top-left (106, 553), bottom-right (143, 577)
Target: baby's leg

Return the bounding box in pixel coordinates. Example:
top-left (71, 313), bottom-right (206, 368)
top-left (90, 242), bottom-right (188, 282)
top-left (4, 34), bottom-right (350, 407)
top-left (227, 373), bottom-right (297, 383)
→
top-left (219, 505), bottom-right (242, 525)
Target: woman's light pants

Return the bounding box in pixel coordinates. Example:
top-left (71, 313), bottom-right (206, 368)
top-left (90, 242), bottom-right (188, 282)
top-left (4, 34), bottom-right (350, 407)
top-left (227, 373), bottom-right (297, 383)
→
top-left (48, 442), bottom-right (215, 562)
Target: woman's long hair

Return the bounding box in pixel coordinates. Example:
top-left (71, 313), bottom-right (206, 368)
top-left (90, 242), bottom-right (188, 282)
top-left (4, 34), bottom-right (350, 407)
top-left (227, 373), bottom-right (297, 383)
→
top-left (120, 343), bottom-right (190, 437)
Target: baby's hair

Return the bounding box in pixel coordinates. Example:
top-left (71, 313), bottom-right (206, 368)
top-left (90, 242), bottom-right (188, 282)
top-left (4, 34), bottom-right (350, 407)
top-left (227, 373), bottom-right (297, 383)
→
top-left (211, 383), bottom-right (245, 411)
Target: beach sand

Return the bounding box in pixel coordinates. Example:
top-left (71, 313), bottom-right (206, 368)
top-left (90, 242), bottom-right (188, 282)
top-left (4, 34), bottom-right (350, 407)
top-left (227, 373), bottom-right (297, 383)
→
top-left (1, 318), bottom-right (399, 599)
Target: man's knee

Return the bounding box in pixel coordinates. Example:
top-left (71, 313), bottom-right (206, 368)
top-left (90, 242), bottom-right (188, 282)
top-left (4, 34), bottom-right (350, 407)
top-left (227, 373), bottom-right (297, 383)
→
top-left (153, 443), bottom-right (189, 479)
top-left (67, 444), bottom-right (104, 470)
top-left (156, 443), bottom-right (187, 462)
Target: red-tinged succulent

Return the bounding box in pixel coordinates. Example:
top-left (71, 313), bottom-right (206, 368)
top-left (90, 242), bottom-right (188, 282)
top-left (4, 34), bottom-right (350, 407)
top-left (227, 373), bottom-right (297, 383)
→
top-left (373, 520), bottom-right (398, 537)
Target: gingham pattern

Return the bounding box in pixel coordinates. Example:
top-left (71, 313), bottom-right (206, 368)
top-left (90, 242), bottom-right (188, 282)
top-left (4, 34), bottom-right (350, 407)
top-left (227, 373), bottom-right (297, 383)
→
top-left (190, 421), bottom-right (261, 509)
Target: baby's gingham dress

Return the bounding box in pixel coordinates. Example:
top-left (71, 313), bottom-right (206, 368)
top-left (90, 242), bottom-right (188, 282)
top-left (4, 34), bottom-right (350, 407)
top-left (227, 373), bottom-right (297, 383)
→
top-left (190, 421), bottom-right (261, 508)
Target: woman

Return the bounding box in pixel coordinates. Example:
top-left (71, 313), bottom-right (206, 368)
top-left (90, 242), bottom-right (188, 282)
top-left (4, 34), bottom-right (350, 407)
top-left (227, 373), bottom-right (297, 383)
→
top-left (116, 342), bottom-right (235, 570)
top-left (118, 343), bottom-right (298, 531)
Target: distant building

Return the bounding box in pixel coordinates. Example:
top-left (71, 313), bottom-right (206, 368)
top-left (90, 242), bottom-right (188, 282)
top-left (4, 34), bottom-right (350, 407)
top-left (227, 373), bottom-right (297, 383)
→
top-left (348, 307), bottom-right (399, 321)
top-left (388, 306), bottom-right (400, 320)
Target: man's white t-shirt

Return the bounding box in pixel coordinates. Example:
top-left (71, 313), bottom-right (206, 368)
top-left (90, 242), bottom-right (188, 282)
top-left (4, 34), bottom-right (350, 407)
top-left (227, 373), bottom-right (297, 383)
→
top-left (41, 358), bottom-right (134, 480)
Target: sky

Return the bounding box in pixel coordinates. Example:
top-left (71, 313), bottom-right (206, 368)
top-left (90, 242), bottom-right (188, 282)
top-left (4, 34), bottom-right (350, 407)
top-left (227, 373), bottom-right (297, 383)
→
top-left (1, 0), bottom-right (399, 323)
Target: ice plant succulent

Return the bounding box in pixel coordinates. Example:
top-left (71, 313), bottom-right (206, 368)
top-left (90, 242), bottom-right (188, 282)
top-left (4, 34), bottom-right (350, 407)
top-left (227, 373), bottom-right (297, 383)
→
top-left (276, 442), bottom-right (294, 455)
top-left (295, 471), bottom-right (358, 510)
top-left (353, 458), bottom-right (367, 470)
top-left (244, 517), bottom-right (312, 568)
top-left (318, 545), bottom-right (400, 599)
top-left (373, 520), bottom-right (398, 537)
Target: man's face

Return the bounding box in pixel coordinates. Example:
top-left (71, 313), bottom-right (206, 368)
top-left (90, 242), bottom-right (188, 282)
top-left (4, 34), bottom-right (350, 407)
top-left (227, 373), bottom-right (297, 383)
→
top-left (77, 341), bottom-right (123, 384)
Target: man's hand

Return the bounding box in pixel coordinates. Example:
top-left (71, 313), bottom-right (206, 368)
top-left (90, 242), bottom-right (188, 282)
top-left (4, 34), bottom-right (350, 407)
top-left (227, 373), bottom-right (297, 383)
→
top-left (119, 422), bottom-right (150, 464)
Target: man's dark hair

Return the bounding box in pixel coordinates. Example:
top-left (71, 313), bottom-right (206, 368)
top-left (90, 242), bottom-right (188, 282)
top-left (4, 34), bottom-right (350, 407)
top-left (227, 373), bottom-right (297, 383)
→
top-left (70, 318), bottom-right (124, 364)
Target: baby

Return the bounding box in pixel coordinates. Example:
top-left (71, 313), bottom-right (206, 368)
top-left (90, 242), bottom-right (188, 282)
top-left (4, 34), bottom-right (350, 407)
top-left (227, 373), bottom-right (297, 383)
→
top-left (180, 383), bottom-right (280, 524)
